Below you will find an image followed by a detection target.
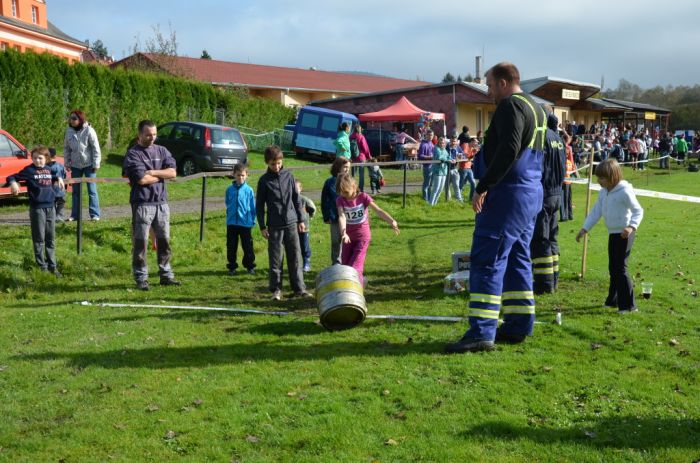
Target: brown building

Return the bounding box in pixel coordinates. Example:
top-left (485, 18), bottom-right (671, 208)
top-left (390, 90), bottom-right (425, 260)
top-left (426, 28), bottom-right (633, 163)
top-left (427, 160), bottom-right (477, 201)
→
top-left (112, 53), bottom-right (431, 107)
top-left (0, 0), bottom-right (86, 63)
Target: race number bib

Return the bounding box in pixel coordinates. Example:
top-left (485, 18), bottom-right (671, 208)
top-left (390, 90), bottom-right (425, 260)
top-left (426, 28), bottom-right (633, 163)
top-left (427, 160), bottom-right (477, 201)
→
top-left (343, 204), bottom-right (367, 225)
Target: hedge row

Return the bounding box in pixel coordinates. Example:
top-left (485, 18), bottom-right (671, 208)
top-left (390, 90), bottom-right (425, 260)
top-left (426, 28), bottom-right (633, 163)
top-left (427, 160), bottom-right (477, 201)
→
top-left (0, 50), bottom-right (296, 149)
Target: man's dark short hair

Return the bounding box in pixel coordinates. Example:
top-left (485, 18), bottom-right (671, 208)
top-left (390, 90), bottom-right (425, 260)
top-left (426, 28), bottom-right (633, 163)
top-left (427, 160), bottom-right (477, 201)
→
top-left (264, 145), bottom-right (284, 163)
top-left (138, 120), bottom-right (156, 134)
top-left (233, 163), bottom-right (247, 174)
top-left (487, 62), bottom-right (520, 85)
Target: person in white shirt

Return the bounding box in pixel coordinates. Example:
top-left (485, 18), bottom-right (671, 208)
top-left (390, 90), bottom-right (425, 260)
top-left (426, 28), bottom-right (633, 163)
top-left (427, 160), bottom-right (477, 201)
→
top-left (576, 159), bottom-right (644, 313)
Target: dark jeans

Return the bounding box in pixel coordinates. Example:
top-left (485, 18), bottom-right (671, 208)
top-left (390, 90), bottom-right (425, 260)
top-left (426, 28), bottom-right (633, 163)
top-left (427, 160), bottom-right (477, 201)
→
top-left (352, 164), bottom-right (366, 192)
top-left (70, 166), bottom-right (100, 219)
top-left (227, 225), bottom-right (256, 271)
top-left (268, 225), bottom-right (305, 293)
top-left (459, 168), bottom-right (476, 201)
top-left (299, 231), bottom-right (311, 266)
top-left (606, 233), bottom-right (636, 310)
top-left (29, 206), bottom-right (56, 270)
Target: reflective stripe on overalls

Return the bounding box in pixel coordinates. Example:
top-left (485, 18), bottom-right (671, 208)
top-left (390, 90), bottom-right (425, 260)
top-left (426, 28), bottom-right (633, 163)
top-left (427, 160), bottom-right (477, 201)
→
top-left (464, 94), bottom-right (545, 341)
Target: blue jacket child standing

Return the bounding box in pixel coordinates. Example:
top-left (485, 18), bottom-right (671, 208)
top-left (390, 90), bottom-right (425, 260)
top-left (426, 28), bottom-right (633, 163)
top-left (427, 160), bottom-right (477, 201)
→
top-left (225, 163), bottom-right (256, 275)
top-left (46, 147), bottom-right (67, 221)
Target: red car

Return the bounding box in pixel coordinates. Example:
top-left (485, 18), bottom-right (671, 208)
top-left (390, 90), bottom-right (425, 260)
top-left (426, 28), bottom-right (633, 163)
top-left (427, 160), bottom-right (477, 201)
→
top-left (0, 129), bottom-right (66, 197)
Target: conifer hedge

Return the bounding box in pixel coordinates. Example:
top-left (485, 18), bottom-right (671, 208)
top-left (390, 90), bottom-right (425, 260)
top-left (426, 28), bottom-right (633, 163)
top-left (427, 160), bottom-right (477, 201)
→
top-left (0, 50), bottom-right (296, 149)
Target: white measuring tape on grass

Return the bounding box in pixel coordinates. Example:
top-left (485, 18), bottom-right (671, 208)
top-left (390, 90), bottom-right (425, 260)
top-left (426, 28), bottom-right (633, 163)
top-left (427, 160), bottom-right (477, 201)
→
top-left (569, 178), bottom-right (700, 203)
top-left (83, 302), bottom-right (548, 324)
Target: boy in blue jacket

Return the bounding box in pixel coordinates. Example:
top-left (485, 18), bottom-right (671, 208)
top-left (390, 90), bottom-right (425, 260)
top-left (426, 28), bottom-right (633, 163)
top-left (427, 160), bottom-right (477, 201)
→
top-left (225, 163), bottom-right (256, 275)
top-left (7, 145), bottom-right (64, 275)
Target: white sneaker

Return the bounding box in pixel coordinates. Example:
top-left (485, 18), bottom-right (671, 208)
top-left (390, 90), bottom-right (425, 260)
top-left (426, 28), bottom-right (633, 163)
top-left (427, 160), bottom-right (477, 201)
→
top-left (271, 290), bottom-right (282, 301)
top-left (91, 216), bottom-right (100, 221)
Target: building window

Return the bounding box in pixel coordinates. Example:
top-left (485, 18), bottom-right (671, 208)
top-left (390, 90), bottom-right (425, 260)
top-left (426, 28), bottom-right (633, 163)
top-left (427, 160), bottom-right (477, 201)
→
top-left (32, 6), bottom-right (39, 24)
top-left (13, 45), bottom-right (21, 51)
top-left (1, 42), bottom-right (8, 52)
top-left (11, 0), bottom-right (18, 17)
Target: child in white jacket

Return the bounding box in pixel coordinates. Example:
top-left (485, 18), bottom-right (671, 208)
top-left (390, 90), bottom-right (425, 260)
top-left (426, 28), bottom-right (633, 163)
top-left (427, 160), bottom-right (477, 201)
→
top-left (576, 159), bottom-right (644, 313)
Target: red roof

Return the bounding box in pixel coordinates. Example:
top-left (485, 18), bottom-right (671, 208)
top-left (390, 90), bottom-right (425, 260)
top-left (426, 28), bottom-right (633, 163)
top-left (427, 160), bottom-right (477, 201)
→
top-left (134, 53), bottom-right (430, 93)
top-left (359, 96), bottom-right (445, 122)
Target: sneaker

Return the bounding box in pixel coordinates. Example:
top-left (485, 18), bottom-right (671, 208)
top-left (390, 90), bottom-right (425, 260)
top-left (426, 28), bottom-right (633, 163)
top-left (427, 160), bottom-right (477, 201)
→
top-left (495, 331), bottom-right (526, 344)
top-left (50, 269), bottom-right (63, 278)
top-left (228, 269), bottom-right (237, 276)
top-left (617, 308), bottom-right (639, 314)
top-left (136, 280), bottom-right (150, 291)
top-left (271, 290), bottom-right (282, 301)
top-left (91, 216), bottom-right (100, 222)
top-left (294, 290), bottom-right (313, 298)
top-left (246, 268), bottom-right (256, 275)
top-left (303, 263), bottom-right (311, 272)
top-left (66, 217), bottom-right (75, 222)
top-left (444, 336), bottom-right (495, 354)
top-left (159, 278), bottom-right (182, 286)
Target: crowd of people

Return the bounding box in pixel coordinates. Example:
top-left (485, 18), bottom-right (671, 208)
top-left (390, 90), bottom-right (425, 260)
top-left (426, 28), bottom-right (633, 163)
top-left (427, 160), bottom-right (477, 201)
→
top-left (561, 120), bottom-right (698, 171)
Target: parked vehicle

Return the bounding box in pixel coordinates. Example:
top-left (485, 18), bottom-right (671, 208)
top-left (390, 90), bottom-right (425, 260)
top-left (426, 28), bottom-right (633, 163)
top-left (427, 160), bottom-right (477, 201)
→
top-left (0, 129), bottom-right (66, 198)
top-left (292, 106), bottom-right (358, 160)
top-left (155, 122), bottom-right (248, 176)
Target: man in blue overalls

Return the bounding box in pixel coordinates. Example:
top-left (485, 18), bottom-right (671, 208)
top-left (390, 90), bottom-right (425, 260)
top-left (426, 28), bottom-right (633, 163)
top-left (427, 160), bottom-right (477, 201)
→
top-left (446, 62), bottom-right (546, 353)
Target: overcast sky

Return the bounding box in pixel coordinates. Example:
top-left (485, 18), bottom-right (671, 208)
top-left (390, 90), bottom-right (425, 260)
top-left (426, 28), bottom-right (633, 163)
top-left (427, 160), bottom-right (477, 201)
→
top-left (49, 0), bottom-right (699, 90)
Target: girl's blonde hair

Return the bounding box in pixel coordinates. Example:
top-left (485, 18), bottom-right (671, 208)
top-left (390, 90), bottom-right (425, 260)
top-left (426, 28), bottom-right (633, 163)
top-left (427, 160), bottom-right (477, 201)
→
top-left (595, 158), bottom-right (623, 186)
top-left (335, 173), bottom-right (357, 198)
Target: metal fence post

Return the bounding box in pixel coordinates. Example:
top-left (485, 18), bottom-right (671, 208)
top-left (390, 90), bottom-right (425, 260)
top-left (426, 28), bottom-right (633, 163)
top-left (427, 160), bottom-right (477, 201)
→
top-left (199, 176), bottom-right (207, 242)
top-left (76, 181), bottom-right (83, 255)
top-left (402, 161), bottom-right (407, 208)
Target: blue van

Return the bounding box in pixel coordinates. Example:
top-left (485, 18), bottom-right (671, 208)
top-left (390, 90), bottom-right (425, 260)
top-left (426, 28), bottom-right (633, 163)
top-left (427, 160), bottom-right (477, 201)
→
top-left (292, 106), bottom-right (358, 160)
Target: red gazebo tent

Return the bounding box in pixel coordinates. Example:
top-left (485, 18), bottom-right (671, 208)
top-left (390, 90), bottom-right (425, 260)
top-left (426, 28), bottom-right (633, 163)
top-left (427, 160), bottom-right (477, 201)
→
top-left (358, 97), bottom-right (446, 157)
top-left (358, 96), bottom-right (445, 123)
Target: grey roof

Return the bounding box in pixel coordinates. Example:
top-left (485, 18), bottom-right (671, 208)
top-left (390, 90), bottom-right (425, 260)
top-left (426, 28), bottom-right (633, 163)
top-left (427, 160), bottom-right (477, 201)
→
top-left (601, 98), bottom-right (670, 113)
top-left (586, 98), bottom-right (630, 110)
top-left (0, 16), bottom-right (86, 48)
top-left (460, 80), bottom-right (553, 106)
top-left (521, 76), bottom-right (600, 93)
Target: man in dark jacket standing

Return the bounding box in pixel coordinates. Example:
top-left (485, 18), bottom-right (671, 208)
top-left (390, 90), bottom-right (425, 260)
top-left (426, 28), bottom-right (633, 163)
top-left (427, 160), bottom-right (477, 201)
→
top-left (445, 62), bottom-right (546, 353)
top-left (123, 120), bottom-right (180, 291)
top-left (531, 113), bottom-right (566, 294)
top-left (256, 145), bottom-right (311, 301)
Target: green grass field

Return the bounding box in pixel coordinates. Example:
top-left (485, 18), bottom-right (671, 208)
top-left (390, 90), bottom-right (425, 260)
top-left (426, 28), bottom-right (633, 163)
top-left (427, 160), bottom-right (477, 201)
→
top-left (0, 157), bottom-right (698, 462)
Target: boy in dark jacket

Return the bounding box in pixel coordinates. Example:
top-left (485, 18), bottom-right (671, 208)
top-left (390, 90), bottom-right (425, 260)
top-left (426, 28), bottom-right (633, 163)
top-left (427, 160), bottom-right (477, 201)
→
top-left (7, 146), bottom-right (64, 275)
top-left (256, 145), bottom-right (311, 301)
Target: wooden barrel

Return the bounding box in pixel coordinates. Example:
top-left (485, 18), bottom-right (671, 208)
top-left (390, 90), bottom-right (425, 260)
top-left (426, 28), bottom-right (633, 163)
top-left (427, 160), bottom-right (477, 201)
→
top-left (315, 265), bottom-right (367, 331)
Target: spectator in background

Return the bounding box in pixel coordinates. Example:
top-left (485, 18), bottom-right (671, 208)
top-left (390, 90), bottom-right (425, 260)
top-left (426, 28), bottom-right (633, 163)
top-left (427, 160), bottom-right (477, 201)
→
top-left (334, 122), bottom-right (351, 159)
top-left (393, 126), bottom-right (416, 163)
top-left (349, 125), bottom-right (372, 192)
top-left (458, 137), bottom-right (478, 202)
top-left (637, 133), bottom-right (648, 171)
top-left (675, 133), bottom-right (688, 165)
top-left (322, 157), bottom-right (351, 265)
top-left (458, 125), bottom-right (471, 145)
top-left (627, 135), bottom-right (639, 170)
top-left (417, 130), bottom-right (435, 201)
top-left (658, 131), bottom-right (671, 169)
top-left (64, 109), bottom-right (102, 221)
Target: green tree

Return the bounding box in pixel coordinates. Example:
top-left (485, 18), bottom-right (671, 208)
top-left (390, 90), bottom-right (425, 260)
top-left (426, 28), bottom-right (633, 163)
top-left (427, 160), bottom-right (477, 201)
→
top-left (441, 72), bottom-right (455, 83)
top-left (90, 39), bottom-right (110, 60)
top-left (201, 50), bottom-right (212, 60)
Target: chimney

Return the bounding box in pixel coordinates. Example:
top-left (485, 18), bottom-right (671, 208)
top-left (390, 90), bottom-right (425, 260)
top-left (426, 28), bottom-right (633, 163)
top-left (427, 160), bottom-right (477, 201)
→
top-left (474, 56), bottom-right (482, 84)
